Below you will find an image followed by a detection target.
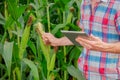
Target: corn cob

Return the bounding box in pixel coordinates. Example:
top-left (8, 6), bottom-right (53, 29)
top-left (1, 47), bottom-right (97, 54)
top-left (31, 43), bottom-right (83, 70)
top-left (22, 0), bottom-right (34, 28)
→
top-left (35, 22), bottom-right (44, 35)
top-left (19, 16), bottom-right (32, 60)
top-left (35, 22), bottom-right (50, 61)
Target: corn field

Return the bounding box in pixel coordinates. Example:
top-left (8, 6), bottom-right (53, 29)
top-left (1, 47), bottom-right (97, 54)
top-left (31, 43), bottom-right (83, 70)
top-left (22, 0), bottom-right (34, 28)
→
top-left (0, 0), bottom-right (85, 80)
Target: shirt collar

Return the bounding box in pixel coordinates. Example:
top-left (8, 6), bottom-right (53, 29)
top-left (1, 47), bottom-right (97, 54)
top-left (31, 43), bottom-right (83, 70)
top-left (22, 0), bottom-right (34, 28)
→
top-left (101, 0), bottom-right (108, 2)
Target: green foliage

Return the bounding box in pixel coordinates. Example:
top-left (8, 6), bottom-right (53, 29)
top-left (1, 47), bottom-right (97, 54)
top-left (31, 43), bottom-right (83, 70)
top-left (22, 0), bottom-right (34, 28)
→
top-left (0, 0), bottom-right (83, 80)
top-left (28, 40), bottom-right (37, 56)
top-left (22, 58), bottom-right (39, 80)
top-left (7, 0), bottom-right (26, 21)
top-left (0, 13), bottom-right (5, 25)
top-left (2, 42), bottom-right (14, 79)
top-left (67, 65), bottom-right (85, 80)
top-left (51, 24), bottom-right (66, 35)
top-left (4, 16), bottom-right (14, 29)
top-left (13, 67), bottom-right (21, 80)
top-left (49, 53), bottom-right (56, 71)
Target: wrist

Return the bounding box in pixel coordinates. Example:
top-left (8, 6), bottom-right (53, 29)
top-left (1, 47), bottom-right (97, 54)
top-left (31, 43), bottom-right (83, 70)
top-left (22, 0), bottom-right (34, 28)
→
top-left (57, 37), bottom-right (73, 46)
top-left (102, 42), bottom-right (116, 53)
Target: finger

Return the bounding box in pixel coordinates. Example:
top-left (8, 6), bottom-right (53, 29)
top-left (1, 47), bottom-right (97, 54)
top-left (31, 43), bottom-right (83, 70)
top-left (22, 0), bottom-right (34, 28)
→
top-left (79, 41), bottom-right (92, 49)
top-left (77, 37), bottom-right (96, 47)
top-left (42, 33), bottom-right (48, 40)
top-left (78, 37), bottom-right (105, 50)
top-left (76, 37), bottom-right (90, 43)
top-left (42, 33), bottom-right (52, 42)
top-left (45, 38), bottom-right (51, 45)
top-left (42, 37), bottom-right (50, 45)
top-left (76, 38), bottom-right (92, 49)
top-left (54, 46), bottom-right (58, 52)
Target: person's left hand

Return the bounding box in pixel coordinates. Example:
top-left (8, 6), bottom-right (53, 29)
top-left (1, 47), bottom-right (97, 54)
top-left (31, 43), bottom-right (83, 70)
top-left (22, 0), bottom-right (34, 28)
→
top-left (75, 35), bottom-right (109, 51)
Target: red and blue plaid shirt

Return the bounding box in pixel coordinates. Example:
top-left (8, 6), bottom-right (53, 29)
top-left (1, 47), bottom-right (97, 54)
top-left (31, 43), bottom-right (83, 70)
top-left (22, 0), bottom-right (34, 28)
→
top-left (78, 0), bottom-right (120, 80)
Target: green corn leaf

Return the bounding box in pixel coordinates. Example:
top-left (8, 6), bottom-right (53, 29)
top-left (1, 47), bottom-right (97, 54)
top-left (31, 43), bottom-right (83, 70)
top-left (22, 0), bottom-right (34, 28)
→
top-left (51, 24), bottom-right (66, 35)
top-left (0, 43), bottom-right (3, 54)
top-left (22, 58), bottom-right (39, 80)
top-left (67, 23), bottom-right (81, 31)
top-left (16, 5), bottom-right (26, 20)
top-left (12, 42), bottom-right (19, 61)
top-left (28, 40), bottom-right (37, 56)
top-left (7, 0), bottom-right (26, 21)
top-left (2, 41), bottom-right (14, 79)
top-left (0, 13), bottom-right (5, 25)
top-left (61, 0), bottom-right (70, 5)
top-left (75, 0), bottom-right (82, 19)
top-left (65, 0), bottom-right (75, 11)
top-left (67, 65), bottom-right (85, 80)
top-left (13, 67), bottom-right (21, 80)
top-left (66, 12), bottom-right (73, 24)
top-left (7, 0), bottom-right (17, 20)
top-left (48, 53), bottom-right (56, 71)
top-left (69, 47), bottom-right (81, 64)
top-left (4, 16), bottom-right (14, 29)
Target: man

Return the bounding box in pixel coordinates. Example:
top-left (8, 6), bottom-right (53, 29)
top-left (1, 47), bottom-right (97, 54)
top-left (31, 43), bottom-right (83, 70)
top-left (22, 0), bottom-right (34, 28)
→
top-left (42, 0), bottom-right (120, 79)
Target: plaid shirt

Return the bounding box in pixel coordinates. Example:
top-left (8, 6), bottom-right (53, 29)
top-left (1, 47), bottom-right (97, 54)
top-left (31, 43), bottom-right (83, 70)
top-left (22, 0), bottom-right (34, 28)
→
top-left (78, 0), bottom-right (120, 80)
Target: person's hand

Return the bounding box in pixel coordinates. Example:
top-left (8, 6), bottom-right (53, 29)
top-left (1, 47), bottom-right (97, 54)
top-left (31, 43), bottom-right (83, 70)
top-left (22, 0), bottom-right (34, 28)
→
top-left (42, 33), bottom-right (59, 46)
top-left (76, 20), bottom-right (80, 27)
top-left (75, 35), bottom-right (109, 51)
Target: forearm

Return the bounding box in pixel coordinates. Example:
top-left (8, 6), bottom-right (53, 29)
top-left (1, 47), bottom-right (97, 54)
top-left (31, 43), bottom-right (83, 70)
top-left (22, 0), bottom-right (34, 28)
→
top-left (103, 42), bottom-right (120, 54)
top-left (57, 37), bottom-right (74, 46)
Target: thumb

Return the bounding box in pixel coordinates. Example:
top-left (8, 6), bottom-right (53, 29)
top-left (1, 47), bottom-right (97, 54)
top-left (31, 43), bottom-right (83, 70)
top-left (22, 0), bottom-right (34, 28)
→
top-left (90, 34), bottom-right (100, 41)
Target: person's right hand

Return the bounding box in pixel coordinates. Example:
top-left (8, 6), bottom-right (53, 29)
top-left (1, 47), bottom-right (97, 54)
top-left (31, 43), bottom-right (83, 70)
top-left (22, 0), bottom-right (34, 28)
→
top-left (42, 33), bottom-right (59, 46)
